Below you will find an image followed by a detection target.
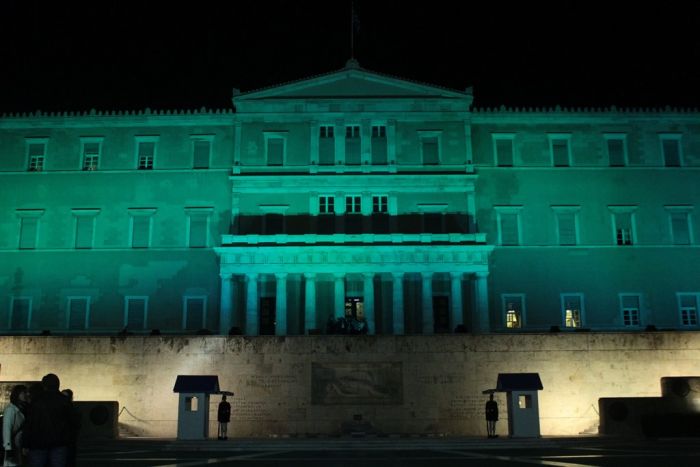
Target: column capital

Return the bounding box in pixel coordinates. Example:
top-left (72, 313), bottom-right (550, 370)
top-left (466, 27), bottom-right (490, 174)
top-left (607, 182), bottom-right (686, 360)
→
top-left (475, 271), bottom-right (490, 279)
top-left (450, 272), bottom-right (464, 280)
top-left (421, 271), bottom-right (434, 280)
top-left (362, 272), bottom-right (375, 280)
top-left (246, 273), bottom-right (259, 281)
top-left (333, 272), bottom-right (345, 280)
top-left (219, 273), bottom-right (233, 280)
top-left (275, 272), bottom-right (288, 280)
top-left (303, 272), bottom-right (316, 279)
top-left (391, 272), bottom-right (404, 280)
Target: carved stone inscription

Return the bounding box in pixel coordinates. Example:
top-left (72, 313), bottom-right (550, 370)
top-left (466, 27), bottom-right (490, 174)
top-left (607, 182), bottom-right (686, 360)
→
top-left (311, 362), bottom-right (402, 405)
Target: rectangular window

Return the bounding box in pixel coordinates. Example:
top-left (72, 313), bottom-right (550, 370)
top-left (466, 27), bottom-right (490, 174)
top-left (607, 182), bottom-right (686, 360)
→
top-left (187, 209), bottom-right (211, 248)
top-left (553, 206), bottom-right (579, 246)
top-left (562, 294), bottom-right (583, 328)
top-left (319, 196), bottom-right (335, 214)
top-left (371, 125), bottom-right (387, 165)
top-left (124, 297), bottom-right (148, 330)
top-left (73, 209), bottom-right (100, 249)
top-left (137, 141), bottom-right (155, 170)
top-left (319, 125), bottom-right (335, 166)
top-left (10, 297), bottom-right (31, 330)
top-left (550, 136), bottom-right (571, 167)
top-left (345, 125), bottom-right (361, 165)
top-left (421, 136), bottom-right (440, 165)
top-left (503, 295), bottom-right (524, 329)
top-left (345, 195), bottom-right (362, 214)
top-left (493, 135), bottom-right (514, 167)
top-left (82, 141), bottom-right (101, 171)
top-left (183, 296), bottom-right (206, 330)
top-left (67, 297), bottom-right (90, 330)
top-left (606, 135), bottom-right (627, 167)
top-left (266, 137), bottom-right (284, 166)
top-left (620, 295), bottom-right (641, 326)
top-left (27, 140), bottom-right (47, 172)
top-left (495, 207), bottom-right (522, 246)
top-left (19, 218), bottom-right (38, 249)
top-left (678, 294), bottom-right (699, 326)
top-left (372, 195), bottom-right (388, 213)
top-left (192, 138), bottom-right (211, 169)
top-left (661, 135), bottom-right (682, 167)
top-left (666, 207), bottom-right (693, 245)
top-left (129, 209), bottom-right (155, 248)
top-left (609, 207), bottom-right (636, 246)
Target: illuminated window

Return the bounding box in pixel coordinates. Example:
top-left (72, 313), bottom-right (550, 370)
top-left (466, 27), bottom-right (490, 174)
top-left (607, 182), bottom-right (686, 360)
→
top-left (660, 134), bottom-right (682, 167)
top-left (10, 297), bottom-right (32, 330)
top-left (319, 195), bottom-right (335, 214)
top-left (503, 294), bottom-right (524, 329)
top-left (371, 125), bottom-right (387, 165)
top-left (265, 135), bottom-right (285, 166)
top-left (549, 135), bottom-right (571, 167)
top-left (561, 294), bottom-right (583, 328)
top-left (495, 206), bottom-right (522, 246)
top-left (186, 396), bottom-right (198, 412)
top-left (129, 208), bottom-right (156, 248)
top-left (81, 137), bottom-right (102, 171)
top-left (518, 394), bottom-right (532, 409)
top-left (666, 206), bottom-right (693, 245)
top-left (605, 134), bottom-right (627, 167)
top-left (319, 125), bottom-right (335, 165)
top-left (26, 139), bottom-right (47, 172)
top-left (67, 297), bottom-right (90, 330)
top-left (552, 206), bottom-right (579, 246)
top-left (136, 137), bottom-right (157, 170)
top-left (346, 195), bottom-right (362, 214)
top-left (420, 132), bottom-right (440, 165)
top-left (493, 134), bottom-right (514, 167)
top-left (16, 209), bottom-right (44, 250)
top-left (124, 296), bottom-right (148, 330)
top-left (345, 125), bottom-right (361, 165)
top-left (609, 206), bottom-right (637, 246)
top-left (192, 136), bottom-right (212, 169)
top-left (72, 209), bottom-right (100, 249)
top-left (183, 296), bottom-right (207, 330)
top-left (372, 195), bottom-right (388, 213)
top-left (620, 294), bottom-right (641, 327)
top-left (186, 208), bottom-right (212, 248)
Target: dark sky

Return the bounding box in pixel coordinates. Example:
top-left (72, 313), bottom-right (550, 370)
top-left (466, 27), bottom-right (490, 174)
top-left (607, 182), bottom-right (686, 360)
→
top-left (1, 1), bottom-right (699, 112)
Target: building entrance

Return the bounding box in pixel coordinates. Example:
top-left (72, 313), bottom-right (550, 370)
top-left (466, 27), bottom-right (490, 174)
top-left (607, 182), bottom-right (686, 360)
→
top-left (433, 296), bottom-right (450, 333)
top-left (259, 297), bottom-right (276, 335)
top-left (345, 297), bottom-right (365, 321)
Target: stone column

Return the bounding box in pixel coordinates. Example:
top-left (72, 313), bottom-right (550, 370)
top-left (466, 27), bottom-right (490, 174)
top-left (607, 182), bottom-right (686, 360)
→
top-left (421, 272), bottom-right (434, 335)
top-left (245, 273), bottom-right (259, 336)
top-left (450, 272), bottom-right (463, 332)
top-left (363, 272), bottom-right (375, 335)
top-left (219, 273), bottom-right (233, 335)
top-left (275, 273), bottom-right (288, 336)
top-left (304, 273), bottom-right (317, 333)
top-left (392, 273), bottom-right (404, 335)
top-left (474, 271), bottom-right (490, 333)
top-left (334, 273), bottom-right (345, 319)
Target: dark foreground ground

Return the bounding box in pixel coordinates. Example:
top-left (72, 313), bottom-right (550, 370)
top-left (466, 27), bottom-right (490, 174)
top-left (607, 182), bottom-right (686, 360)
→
top-left (75, 436), bottom-right (700, 467)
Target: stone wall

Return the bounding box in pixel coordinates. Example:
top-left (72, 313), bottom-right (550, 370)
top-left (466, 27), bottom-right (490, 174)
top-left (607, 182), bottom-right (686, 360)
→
top-left (1, 332), bottom-right (697, 437)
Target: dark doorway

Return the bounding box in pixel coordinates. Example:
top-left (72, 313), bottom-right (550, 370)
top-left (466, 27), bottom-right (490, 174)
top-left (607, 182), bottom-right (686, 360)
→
top-left (433, 296), bottom-right (450, 333)
top-left (259, 297), bottom-right (276, 335)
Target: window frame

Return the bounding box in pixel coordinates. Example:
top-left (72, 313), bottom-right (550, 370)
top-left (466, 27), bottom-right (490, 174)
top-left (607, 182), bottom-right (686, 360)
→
top-left (66, 296), bottom-right (91, 330)
top-left (263, 132), bottom-right (287, 166)
top-left (552, 205), bottom-right (580, 246)
top-left (9, 296), bottom-right (32, 330)
top-left (80, 136), bottom-right (103, 171)
top-left (604, 133), bottom-right (628, 167)
top-left (372, 195), bottom-right (389, 214)
top-left (135, 135), bottom-right (159, 170)
top-left (665, 205), bottom-right (694, 245)
top-left (619, 293), bottom-right (642, 328)
top-left (345, 195), bottom-right (362, 214)
top-left (16, 209), bottom-right (44, 250)
top-left (182, 295), bottom-right (208, 330)
top-left (502, 293), bottom-right (526, 329)
top-left (492, 133), bottom-right (515, 167)
top-left (659, 133), bottom-right (683, 167)
top-left (72, 208), bottom-right (100, 249)
top-left (185, 207), bottom-right (213, 248)
top-left (494, 205), bottom-right (523, 246)
top-left (548, 133), bottom-right (572, 167)
top-left (26, 137), bottom-right (48, 172)
top-left (608, 205), bottom-right (638, 246)
top-left (677, 293), bottom-right (700, 327)
top-left (123, 296), bottom-right (149, 330)
top-left (128, 208), bottom-right (157, 249)
top-left (318, 195), bottom-right (335, 215)
top-left (191, 134), bottom-right (214, 169)
top-left (419, 130), bottom-right (442, 166)
top-left (560, 293), bottom-right (585, 329)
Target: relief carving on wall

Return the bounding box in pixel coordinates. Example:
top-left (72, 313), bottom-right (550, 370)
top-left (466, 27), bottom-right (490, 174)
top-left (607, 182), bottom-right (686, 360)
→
top-left (311, 362), bottom-right (403, 405)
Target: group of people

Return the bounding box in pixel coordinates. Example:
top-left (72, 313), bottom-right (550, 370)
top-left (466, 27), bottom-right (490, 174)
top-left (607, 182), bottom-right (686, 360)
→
top-left (2, 374), bottom-right (80, 467)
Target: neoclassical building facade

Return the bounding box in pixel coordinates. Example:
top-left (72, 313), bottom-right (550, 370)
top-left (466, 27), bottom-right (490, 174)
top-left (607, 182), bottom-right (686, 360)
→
top-left (1, 62), bottom-right (698, 336)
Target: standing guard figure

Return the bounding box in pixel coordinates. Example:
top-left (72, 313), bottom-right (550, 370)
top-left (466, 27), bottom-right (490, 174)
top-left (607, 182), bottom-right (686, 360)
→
top-left (485, 393), bottom-right (499, 438)
top-left (217, 395), bottom-right (231, 440)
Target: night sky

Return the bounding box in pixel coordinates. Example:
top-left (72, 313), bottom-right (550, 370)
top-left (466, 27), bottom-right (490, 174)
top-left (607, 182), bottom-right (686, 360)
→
top-left (1, 1), bottom-right (699, 113)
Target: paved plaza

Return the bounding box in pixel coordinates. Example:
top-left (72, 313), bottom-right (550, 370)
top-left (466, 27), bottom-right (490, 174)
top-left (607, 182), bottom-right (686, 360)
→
top-left (75, 436), bottom-right (700, 466)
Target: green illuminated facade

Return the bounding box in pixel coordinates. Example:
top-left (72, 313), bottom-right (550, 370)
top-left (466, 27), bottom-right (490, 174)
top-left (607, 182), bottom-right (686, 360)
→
top-left (1, 63), bottom-right (699, 335)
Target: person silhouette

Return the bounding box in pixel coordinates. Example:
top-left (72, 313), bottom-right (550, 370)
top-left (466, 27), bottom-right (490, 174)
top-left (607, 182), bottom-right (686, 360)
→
top-left (485, 393), bottom-right (499, 438)
top-left (217, 395), bottom-right (231, 440)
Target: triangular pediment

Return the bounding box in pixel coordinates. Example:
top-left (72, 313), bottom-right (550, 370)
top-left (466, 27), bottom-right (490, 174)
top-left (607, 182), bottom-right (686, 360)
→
top-left (235, 66), bottom-right (469, 101)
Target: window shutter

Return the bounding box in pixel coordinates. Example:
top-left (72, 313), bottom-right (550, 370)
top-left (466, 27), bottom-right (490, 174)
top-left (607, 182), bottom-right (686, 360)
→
top-left (139, 142), bottom-right (155, 157)
top-left (83, 143), bottom-right (100, 155)
top-left (371, 127), bottom-right (387, 165)
top-left (189, 215), bottom-right (208, 247)
top-left (558, 213), bottom-right (576, 245)
top-left (671, 212), bottom-right (690, 245)
top-left (607, 139), bottom-right (625, 166)
top-left (69, 299), bottom-right (88, 330)
top-left (552, 139), bottom-right (569, 166)
top-left (500, 213), bottom-right (519, 245)
top-left (186, 298), bottom-right (205, 330)
top-left (663, 139), bottom-right (680, 167)
top-left (20, 217), bottom-right (38, 249)
top-left (127, 299), bottom-right (146, 329)
top-left (75, 217), bottom-right (94, 249)
top-left (193, 140), bottom-right (210, 168)
top-left (267, 138), bottom-right (284, 166)
top-left (132, 216), bottom-right (150, 248)
top-left (422, 137), bottom-right (439, 165)
top-left (496, 139), bottom-right (513, 166)
top-left (28, 143), bottom-right (45, 156)
top-left (345, 128), bottom-right (361, 165)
